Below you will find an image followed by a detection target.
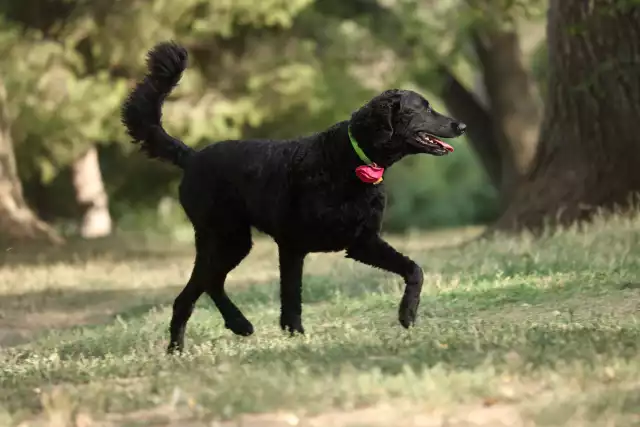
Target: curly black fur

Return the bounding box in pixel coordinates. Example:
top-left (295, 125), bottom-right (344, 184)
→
top-left (121, 41), bottom-right (193, 168)
top-left (121, 41), bottom-right (466, 353)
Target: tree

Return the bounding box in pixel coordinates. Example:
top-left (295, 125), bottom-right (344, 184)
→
top-left (495, 0), bottom-right (640, 231)
top-left (0, 0), bottom-right (333, 229)
top-left (0, 0), bottom-right (505, 233)
top-left (71, 146), bottom-right (112, 238)
top-left (0, 77), bottom-right (61, 244)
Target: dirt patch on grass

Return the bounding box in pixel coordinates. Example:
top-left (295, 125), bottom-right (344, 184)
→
top-left (15, 401), bottom-right (526, 427)
top-left (226, 403), bottom-right (525, 427)
top-left (18, 383), bottom-right (640, 427)
top-left (0, 288), bottom-right (174, 347)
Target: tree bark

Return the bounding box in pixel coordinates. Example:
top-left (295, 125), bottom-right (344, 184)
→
top-left (472, 28), bottom-right (543, 202)
top-left (71, 146), bottom-right (112, 238)
top-left (438, 67), bottom-right (502, 189)
top-left (495, 0), bottom-right (640, 232)
top-left (0, 79), bottom-right (62, 245)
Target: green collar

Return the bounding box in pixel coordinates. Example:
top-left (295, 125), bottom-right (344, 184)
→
top-left (348, 125), bottom-right (374, 165)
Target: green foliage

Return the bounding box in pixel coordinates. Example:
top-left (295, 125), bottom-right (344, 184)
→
top-left (0, 0), bottom-right (520, 232)
top-left (384, 137), bottom-right (499, 231)
top-left (0, 0), bottom-right (319, 176)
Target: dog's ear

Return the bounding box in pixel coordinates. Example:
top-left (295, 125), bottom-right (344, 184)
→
top-left (376, 89), bottom-right (403, 135)
top-left (387, 90), bottom-right (404, 133)
top-left (350, 89), bottom-right (403, 144)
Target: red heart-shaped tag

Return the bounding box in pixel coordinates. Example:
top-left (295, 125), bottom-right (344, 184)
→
top-left (355, 163), bottom-right (385, 184)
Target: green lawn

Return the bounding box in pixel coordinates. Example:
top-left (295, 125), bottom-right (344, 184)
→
top-left (0, 220), bottom-right (639, 426)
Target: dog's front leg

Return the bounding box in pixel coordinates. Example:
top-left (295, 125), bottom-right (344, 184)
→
top-left (278, 247), bottom-right (306, 335)
top-left (346, 234), bottom-right (423, 328)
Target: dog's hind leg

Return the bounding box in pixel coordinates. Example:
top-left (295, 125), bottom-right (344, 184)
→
top-left (200, 225), bottom-right (254, 337)
top-left (168, 233), bottom-right (208, 354)
top-left (167, 226), bottom-right (253, 353)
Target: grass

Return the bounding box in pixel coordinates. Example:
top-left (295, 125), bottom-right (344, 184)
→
top-left (0, 220), bottom-right (639, 427)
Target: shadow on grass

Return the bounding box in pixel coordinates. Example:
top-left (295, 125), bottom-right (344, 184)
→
top-left (0, 234), bottom-right (194, 267)
top-left (22, 275), bottom-right (636, 364)
top-left (3, 265), bottom-right (637, 347)
top-left (16, 298), bottom-right (639, 398)
top-left (1, 274), bottom-right (637, 419)
top-left (235, 323), bottom-right (640, 375)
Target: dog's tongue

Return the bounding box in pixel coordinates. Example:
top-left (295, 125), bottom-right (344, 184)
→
top-left (437, 140), bottom-right (454, 152)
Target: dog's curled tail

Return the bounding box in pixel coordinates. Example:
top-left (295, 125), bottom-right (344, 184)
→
top-left (121, 41), bottom-right (194, 169)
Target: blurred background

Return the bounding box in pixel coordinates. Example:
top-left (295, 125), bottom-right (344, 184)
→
top-left (0, 0), bottom-right (633, 246)
top-left (2, 4), bottom-right (640, 423)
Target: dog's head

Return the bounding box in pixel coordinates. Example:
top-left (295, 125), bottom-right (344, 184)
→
top-left (349, 89), bottom-right (466, 167)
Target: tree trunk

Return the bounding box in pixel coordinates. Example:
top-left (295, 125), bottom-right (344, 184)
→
top-left (438, 27), bottom-right (542, 204)
top-left (438, 67), bottom-right (502, 189)
top-left (0, 79), bottom-right (62, 245)
top-left (71, 146), bottom-right (112, 238)
top-left (495, 0), bottom-right (640, 232)
top-left (472, 28), bottom-right (543, 202)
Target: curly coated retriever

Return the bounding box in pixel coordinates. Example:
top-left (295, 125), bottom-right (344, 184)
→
top-left (121, 41), bottom-right (467, 353)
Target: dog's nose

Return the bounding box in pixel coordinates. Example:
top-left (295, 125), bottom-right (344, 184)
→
top-left (453, 122), bottom-right (466, 135)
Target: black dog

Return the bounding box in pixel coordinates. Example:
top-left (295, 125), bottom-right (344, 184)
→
top-left (122, 41), bottom-right (466, 353)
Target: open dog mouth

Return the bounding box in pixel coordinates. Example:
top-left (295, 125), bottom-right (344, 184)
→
top-left (415, 132), bottom-right (454, 154)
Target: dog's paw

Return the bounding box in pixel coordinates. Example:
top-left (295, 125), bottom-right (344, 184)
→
top-left (225, 316), bottom-right (255, 336)
top-left (167, 341), bottom-right (184, 355)
top-left (398, 295), bottom-right (419, 329)
top-left (280, 313), bottom-right (305, 336)
top-left (398, 264), bottom-right (423, 328)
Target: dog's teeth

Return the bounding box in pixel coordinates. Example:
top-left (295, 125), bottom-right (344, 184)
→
top-left (419, 134), bottom-right (436, 145)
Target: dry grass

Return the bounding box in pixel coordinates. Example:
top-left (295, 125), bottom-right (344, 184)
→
top-left (1, 219), bottom-right (639, 427)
